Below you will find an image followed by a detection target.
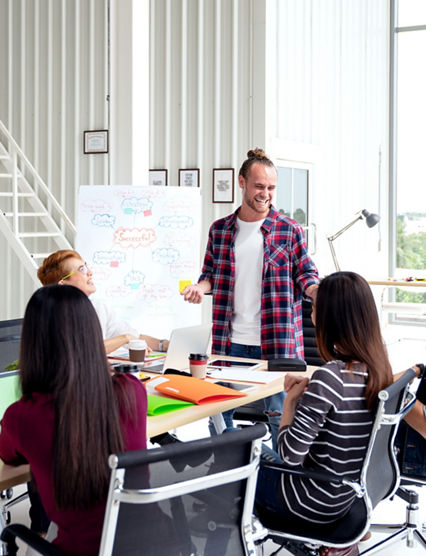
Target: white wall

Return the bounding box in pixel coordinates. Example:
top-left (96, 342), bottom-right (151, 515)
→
top-left (0, 0), bottom-right (110, 317)
top-left (149, 0), bottom-right (267, 253)
top-left (0, 0), bottom-right (149, 318)
top-left (149, 0), bottom-right (390, 280)
top-left (266, 0), bottom-right (390, 277)
top-left (0, 0), bottom-right (390, 318)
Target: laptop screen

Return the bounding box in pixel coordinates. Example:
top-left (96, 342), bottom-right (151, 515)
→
top-left (0, 370), bottom-right (21, 421)
top-left (0, 318), bottom-right (22, 372)
top-left (145, 324), bottom-right (212, 373)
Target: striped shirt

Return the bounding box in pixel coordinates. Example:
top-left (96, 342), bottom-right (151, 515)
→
top-left (199, 206), bottom-right (319, 359)
top-left (277, 360), bottom-right (373, 524)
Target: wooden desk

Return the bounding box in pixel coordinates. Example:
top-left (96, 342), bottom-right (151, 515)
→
top-left (0, 461), bottom-right (30, 491)
top-left (368, 280), bottom-right (426, 288)
top-left (0, 359), bottom-right (316, 492)
top-left (368, 280), bottom-right (426, 316)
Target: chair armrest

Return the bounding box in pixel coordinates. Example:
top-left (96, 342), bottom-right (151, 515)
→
top-left (1, 524), bottom-right (63, 556)
top-left (260, 460), bottom-right (359, 491)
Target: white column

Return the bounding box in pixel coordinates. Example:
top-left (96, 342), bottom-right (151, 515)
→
top-left (109, 0), bottom-right (150, 185)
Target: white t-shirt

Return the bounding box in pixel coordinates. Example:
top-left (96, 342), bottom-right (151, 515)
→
top-left (90, 298), bottom-right (138, 340)
top-left (230, 217), bottom-right (264, 346)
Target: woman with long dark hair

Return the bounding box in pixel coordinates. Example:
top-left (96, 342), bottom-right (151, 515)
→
top-left (0, 285), bottom-right (147, 555)
top-left (255, 272), bottom-right (396, 556)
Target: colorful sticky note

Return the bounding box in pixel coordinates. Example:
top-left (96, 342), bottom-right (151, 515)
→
top-left (179, 280), bottom-right (191, 293)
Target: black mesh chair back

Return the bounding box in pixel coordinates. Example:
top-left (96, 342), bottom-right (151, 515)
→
top-left (363, 369), bottom-right (417, 508)
top-left (0, 319), bottom-right (22, 372)
top-left (99, 423), bottom-right (266, 556)
top-left (301, 299), bottom-right (323, 366)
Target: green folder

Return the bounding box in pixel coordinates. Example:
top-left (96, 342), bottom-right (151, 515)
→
top-left (147, 393), bottom-right (194, 416)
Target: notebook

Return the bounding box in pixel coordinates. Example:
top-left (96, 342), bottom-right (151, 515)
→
top-left (144, 324), bottom-right (212, 374)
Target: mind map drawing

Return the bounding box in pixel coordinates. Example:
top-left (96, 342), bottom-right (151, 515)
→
top-left (76, 185), bottom-right (202, 337)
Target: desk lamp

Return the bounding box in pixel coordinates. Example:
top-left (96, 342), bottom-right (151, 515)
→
top-left (327, 209), bottom-right (380, 271)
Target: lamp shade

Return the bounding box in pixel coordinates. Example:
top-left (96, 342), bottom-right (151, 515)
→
top-left (361, 209), bottom-right (380, 228)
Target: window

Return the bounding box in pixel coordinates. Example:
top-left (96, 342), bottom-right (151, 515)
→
top-left (390, 1), bottom-right (426, 322)
top-left (275, 164), bottom-right (315, 252)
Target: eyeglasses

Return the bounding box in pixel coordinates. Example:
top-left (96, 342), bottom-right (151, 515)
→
top-left (60, 263), bottom-right (90, 281)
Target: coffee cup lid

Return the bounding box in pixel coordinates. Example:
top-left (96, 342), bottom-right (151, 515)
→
top-left (129, 340), bottom-right (147, 349)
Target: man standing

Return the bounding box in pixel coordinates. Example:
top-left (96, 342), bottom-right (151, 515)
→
top-left (182, 148), bottom-right (319, 446)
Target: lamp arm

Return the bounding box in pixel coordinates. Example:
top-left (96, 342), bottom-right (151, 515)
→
top-left (328, 237), bottom-right (341, 271)
top-left (327, 214), bottom-right (362, 242)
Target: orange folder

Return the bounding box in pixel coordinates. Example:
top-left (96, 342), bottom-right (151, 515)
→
top-left (151, 374), bottom-right (247, 405)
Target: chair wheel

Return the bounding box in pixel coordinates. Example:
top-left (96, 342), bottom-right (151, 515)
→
top-left (5, 510), bottom-right (11, 524)
top-left (6, 488), bottom-right (13, 499)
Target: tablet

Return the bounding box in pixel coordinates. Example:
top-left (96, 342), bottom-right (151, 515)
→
top-left (207, 359), bottom-right (263, 370)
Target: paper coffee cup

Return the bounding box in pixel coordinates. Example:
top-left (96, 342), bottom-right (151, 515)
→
top-left (128, 340), bottom-right (147, 363)
top-left (189, 353), bottom-right (208, 379)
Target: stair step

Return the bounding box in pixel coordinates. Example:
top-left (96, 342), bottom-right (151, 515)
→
top-left (4, 212), bottom-right (47, 217)
top-left (0, 192), bottom-right (34, 197)
top-left (30, 253), bottom-right (51, 259)
top-left (18, 232), bottom-right (61, 238)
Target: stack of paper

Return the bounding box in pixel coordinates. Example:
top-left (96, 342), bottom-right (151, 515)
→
top-left (206, 368), bottom-right (286, 384)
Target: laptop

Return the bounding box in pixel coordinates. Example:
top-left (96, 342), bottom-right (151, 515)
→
top-left (0, 370), bottom-right (21, 421)
top-left (144, 324), bottom-right (212, 374)
top-left (0, 318), bottom-right (22, 372)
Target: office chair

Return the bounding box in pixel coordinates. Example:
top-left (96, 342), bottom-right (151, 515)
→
top-left (255, 368), bottom-right (417, 556)
top-left (301, 299), bottom-right (323, 366)
top-left (1, 423), bottom-right (267, 556)
top-left (367, 369), bottom-right (426, 552)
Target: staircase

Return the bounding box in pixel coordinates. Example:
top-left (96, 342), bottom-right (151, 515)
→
top-left (0, 120), bottom-right (76, 281)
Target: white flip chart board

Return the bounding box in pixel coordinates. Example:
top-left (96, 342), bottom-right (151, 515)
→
top-left (76, 186), bottom-right (201, 337)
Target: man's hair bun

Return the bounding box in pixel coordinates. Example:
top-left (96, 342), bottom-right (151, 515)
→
top-left (247, 148), bottom-right (267, 159)
top-left (239, 147), bottom-right (275, 178)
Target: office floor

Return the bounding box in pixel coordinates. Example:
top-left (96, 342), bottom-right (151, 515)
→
top-left (4, 326), bottom-right (426, 554)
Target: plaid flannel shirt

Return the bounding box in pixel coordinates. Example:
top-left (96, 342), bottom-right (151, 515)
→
top-left (199, 206), bottom-right (319, 360)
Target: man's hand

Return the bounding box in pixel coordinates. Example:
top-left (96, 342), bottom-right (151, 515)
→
top-left (181, 280), bottom-right (211, 303)
top-left (305, 284), bottom-right (319, 301)
top-left (181, 284), bottom-right (204, 303)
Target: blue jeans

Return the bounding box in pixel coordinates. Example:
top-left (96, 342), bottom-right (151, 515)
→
top-left (394, 420), bottom-right (426, 477)
top-left (255, 444), bottom-right (287, 514)
top-left (210, 343), bottom-right (285, 451)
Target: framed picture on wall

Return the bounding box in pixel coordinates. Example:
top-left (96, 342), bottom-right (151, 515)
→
top-left (213, 168), bottom-right (234, 203)
top-left (83, 130), bottom-right (108, 154)
top-left (179, 168), bottom-right (200, 187)
top-left (149, 169), bottom-right (168, 186)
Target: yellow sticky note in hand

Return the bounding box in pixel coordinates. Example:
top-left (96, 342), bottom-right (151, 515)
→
top-left (179, 280), bottom-right (191, 293)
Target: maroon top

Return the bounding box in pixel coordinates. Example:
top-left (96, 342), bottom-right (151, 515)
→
top-left (0, 374), bottom-right (147, 555)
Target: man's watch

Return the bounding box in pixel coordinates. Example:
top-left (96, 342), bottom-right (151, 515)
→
top-left (158, 339), bottom-right (167, 352)
top-left (416, 363), bottom-right (425, 378)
